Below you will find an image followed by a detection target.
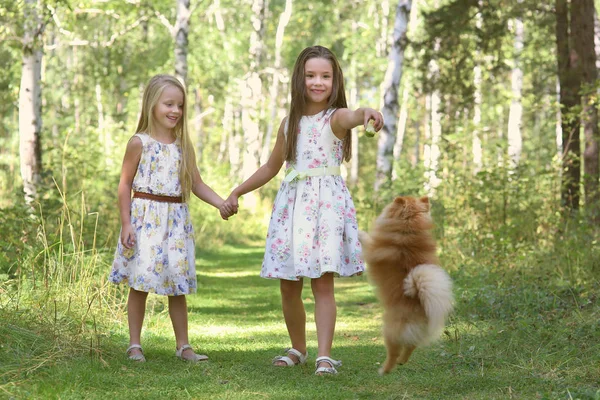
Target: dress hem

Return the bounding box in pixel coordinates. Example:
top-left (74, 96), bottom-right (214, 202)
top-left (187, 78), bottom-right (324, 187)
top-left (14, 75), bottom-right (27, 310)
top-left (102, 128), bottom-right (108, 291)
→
top-left (260, 269), bottom-right (364, 281)
top-left (109, 277), bottom-right (196, 296)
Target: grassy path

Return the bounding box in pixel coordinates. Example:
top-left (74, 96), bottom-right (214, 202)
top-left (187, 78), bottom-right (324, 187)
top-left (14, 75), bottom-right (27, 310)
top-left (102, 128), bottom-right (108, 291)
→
top-left (1, 244), bottom-right (599, 399)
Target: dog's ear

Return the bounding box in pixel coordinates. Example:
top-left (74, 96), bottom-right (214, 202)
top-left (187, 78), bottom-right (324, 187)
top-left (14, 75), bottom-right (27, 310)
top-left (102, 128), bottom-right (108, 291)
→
top-left (394, 197), bottom-right (405, 204)
top-left (419, 196), bottom-right (430, 211)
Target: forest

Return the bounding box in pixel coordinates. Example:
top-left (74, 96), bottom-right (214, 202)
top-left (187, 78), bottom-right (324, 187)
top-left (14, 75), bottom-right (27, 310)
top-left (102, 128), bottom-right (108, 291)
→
top-left (0, 0), bottom-right (599, 399)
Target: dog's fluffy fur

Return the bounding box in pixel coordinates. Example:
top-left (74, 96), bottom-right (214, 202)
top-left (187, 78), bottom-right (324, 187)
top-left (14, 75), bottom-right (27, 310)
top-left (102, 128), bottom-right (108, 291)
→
top-left (358, 196), bottom-right (453, 375)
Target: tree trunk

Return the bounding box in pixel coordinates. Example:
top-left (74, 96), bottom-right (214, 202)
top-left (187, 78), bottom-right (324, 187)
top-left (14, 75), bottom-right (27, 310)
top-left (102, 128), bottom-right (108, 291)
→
top-left (241, 0), bottom-right (266, 189)
top-left (556, 0), bottom-right (582, 212)
top-left (262, 0), bottom-right (292, 165)
top-left (423, 0), bottom-right (441, 196)
top-left (240, 74), bottom-right (263, 181)
top-left (375, 0), bottom-right (411, 192)
top-left (394, 86), bottom-right (409, 179)
top-left (220, 97), bottom-right (233, 163)
top-left (472, 2), bottom-right (483, 174)
top-left (393, 0), bottom-right (419, 180)
top-left (229, 107), bottom-right (243, 181)
top-left (412, 118), bottom-right (420, 168)
top-left (507, 11), bottom-right (524, 168)
top-left (376, 0), bottom-right (391, 57)
top-left (346, 17), bottom-right (360, 187)
top-left (174, 0), bottom-right (190, 85)
top-left (424, 89), bottom-right (441, 196)
top-left (574, 0), bottom-right (600, 221)
top-left (19, 0), bottom-right (43, 205)
top-left (96, 82), bottom-right (113, 166)
top-left (73, 47), bottom-right (81, 135)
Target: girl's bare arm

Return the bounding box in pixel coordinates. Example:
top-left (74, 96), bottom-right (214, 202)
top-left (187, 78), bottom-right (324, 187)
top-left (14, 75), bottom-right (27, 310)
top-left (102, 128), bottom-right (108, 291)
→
top-left (221, 119), bottom-right (286, 215)
top-left (118, 136), bottom-right (142, 247)
top-left (191, 167), bottom-right (224, 209)
top-left (331, 107), bottom-right (384, 139)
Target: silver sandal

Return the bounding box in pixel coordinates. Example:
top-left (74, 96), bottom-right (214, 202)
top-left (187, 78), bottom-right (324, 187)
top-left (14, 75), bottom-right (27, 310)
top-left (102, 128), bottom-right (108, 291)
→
top-left (315, 356), bottom-right (342, 375)
top-left (272, 348), bottom-right (308, 367)
top-left (175, 344), bottom-right (208, 362)
top-left (126, 344), bottom-right (146, 362)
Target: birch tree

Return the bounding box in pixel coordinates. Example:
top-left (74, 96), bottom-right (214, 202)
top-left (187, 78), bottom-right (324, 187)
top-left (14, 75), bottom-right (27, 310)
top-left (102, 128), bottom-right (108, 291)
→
top-left (423, 76), bottom-right (442, 196)
top-left (393, 0), bottom-right (420, 180)
top-left (19, 0), bottom-right (45, 204)
top-left (347, 22), bottom-right (360, 186)
top-left (507, 3), bottom-right (524, 168)
top-left (472, 1), bottom-right (483, 174)
top-left (174, 0), bottom-right (190, 84)
top-left (154, 0), bottom-right (191, 85)
top-left (241, 0), bottom-right (266, 183)
top-left (422, 0), bottom-right (441, 196)
top-left (261, 0), bottom-right (292, 165)
top-left (376, 0), bottom-right (391, 57)
top-left (375, 0), bottom-right (412, 191)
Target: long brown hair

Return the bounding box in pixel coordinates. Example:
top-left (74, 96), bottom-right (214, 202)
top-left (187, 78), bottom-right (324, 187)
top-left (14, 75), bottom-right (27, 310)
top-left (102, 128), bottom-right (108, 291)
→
top-left (135, 74), bottom-right (196, 202)
top-left (285, 45), bottom-right (351, 163)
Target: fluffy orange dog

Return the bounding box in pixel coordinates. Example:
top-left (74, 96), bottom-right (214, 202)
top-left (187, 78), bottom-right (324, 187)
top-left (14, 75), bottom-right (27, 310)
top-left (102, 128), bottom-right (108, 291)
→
top-left (359, 196), bottom-right (453, 375)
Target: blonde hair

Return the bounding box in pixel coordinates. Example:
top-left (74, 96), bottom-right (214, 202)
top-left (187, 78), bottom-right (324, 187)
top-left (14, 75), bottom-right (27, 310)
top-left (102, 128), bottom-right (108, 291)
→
top-left (136, 74), bottom-right (195, 202)
top-left (286, 45), bottom-right (351, 163)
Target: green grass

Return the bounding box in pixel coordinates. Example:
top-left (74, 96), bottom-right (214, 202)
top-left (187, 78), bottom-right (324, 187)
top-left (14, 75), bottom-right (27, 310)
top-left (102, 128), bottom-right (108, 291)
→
top-left (1, 244), bottom-right (599, 400)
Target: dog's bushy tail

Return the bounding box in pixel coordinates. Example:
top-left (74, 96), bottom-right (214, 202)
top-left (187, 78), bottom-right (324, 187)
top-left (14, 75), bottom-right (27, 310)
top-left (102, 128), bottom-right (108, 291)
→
top-left (404, 264), bottom-right (453, 339)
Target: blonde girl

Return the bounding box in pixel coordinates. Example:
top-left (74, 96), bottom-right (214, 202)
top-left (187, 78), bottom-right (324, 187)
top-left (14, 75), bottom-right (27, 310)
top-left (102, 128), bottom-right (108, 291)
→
top-left (110, 74), bottom-right (225, 362)
top-left (221, 46), bottom-right (383, 375)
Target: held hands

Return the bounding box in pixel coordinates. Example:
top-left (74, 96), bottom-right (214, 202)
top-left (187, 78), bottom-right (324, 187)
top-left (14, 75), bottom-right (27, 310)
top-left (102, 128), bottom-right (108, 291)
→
top-left (121, 224), bottom-right (136, 249)
top-left (363, 108), bottom-right (384, 132)
top-left (219, 193), bottom-right (239, 220)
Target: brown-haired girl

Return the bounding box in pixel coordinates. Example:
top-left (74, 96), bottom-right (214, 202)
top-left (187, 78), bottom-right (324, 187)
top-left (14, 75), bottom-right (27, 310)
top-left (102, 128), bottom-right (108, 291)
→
top-left (110, 74), bottom-right (226, 363)
top-left (221, 46), bottom-right (383, 375)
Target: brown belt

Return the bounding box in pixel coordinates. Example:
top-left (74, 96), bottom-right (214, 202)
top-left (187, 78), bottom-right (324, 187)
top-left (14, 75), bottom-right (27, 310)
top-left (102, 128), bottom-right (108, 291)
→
top-left (132, 191), bottom-right (184, 203)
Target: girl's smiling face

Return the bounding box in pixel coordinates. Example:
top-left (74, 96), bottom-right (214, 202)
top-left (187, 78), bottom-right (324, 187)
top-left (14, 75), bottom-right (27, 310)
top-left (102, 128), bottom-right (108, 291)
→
top-left (153, 85), bottom-right (184, 135)
top-left (304, 57), bottom-right (333, 110)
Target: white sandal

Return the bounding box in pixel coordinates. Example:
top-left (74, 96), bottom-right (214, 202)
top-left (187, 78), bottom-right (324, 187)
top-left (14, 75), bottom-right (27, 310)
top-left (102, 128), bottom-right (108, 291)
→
top-left (175, 344), bottom-right (208, 362)
top-left (272, 348), bottom-right (308, 367)
top-left (315, 356), bottom-right (342, 375)
top-left (126, 344), bottom-right (146, 362)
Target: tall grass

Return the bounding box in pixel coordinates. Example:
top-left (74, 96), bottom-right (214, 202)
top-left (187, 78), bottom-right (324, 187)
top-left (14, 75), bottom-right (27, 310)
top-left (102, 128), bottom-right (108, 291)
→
top-left (0, 182), bottom-right (123, 392)
top-left (0, 161), bottom-right (268, 396)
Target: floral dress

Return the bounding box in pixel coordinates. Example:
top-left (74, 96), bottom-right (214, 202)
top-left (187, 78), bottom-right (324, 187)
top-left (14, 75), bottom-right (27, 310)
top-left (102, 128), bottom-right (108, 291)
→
top-left (109, 133), bottom-right (196, 295)
top-left (261, 108), bottom-right (364, 280)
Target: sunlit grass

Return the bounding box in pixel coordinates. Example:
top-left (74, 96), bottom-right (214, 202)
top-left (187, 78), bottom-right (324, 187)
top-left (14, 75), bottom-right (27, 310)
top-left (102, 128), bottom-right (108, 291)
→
top-left (1, 231), bottom-right (599, 399)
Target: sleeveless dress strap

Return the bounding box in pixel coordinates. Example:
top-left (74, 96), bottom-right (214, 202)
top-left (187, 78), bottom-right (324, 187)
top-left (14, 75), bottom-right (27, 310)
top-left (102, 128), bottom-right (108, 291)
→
top-left (324, 108), bottom-right (337, 119)
top-left (133, 132), bottom-right (149, 145)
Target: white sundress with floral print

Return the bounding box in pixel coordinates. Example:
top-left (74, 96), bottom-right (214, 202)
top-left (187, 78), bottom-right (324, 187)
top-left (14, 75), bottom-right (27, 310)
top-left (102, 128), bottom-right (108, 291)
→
top-left (261, 108), bottom-right (365, 280)
top-left (109, 133), bottom-right (196, 296)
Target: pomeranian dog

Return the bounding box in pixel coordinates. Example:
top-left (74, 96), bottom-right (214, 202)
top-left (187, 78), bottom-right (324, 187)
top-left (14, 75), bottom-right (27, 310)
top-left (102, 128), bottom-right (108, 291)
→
top-left (358, 196), bottom-right (453, 375)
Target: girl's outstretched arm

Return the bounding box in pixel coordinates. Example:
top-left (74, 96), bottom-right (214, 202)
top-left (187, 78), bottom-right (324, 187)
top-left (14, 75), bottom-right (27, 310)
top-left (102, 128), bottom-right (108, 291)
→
top-left (191, 167), bottom-right (225, 209)
top-left (331, 107), bottom-right (384, 139)
top-left (221, 118), bottom-right (286, 215)
top-left (118, 136), bottom-right (142, 249)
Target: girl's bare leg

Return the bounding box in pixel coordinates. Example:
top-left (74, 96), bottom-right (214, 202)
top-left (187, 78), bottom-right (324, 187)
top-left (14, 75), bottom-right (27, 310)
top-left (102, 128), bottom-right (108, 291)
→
top-left (128, 288), bottom-right (149, 357)
top-left (311, 273), bottom-right (336, 370)
top-left (168, 295), bottom-right (200, 360)
top-left (274, 278), bottom-right (306, 366)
